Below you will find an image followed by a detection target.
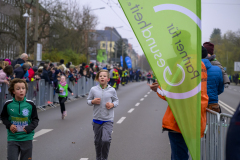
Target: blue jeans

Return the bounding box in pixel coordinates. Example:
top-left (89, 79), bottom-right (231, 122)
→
top-left (168, 132), bottom-right (189, 160)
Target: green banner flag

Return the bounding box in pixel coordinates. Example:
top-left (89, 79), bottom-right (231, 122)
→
top-left (118, 0), bottom-right (202, 159)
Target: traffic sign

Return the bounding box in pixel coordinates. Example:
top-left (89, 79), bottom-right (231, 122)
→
top-left (234, 62), bottom-right (240, 71)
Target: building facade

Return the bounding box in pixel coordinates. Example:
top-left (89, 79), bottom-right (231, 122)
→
top-left (0, 0), bottom-right (23, 59)
top-left (95, 27), bottom-right (122, 63)
top-left (0, 0), bottom-right (46, 60)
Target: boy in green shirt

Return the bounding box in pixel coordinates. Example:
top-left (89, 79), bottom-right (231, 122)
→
top-left (1, 78), bottom-right (39, 160)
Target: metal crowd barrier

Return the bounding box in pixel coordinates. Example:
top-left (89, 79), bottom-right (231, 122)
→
top-left (0, 76), bottom-right (96, 117)
top-left (0, 84), bottom-right (8, 118)
top-left (218, 113), bottom-right (232, 160)
top-left (77, 78), bottom-right (83, 97)
top-left (67, 79), bottom-right (75, 100)
top-left (36, 80), bottom-right (46, 111)
top-left (189, 108), bottom-right (232, 160)
top-left (82, 77), bottom-right (86, 95)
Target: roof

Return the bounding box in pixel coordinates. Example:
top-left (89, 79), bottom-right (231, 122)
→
top-left (25, 0), bottom-right (45, 11)
top-left (96, 29), bottom-right (122, 42)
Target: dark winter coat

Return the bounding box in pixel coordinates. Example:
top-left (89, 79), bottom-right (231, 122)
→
top-left (11, 58), bottom-right (25, 68)
top-left (14, 66), bottom-right (26, 79)
top-left (202, 59), bottom-right (224, 104)
top-left (40, 68), bottom-right (50, 83)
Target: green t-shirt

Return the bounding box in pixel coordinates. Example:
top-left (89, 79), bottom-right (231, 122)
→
top-left (58, 84), bottom-right (69, 97)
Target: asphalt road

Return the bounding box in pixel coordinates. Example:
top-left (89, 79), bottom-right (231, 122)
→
top-left (0, 81), bottom-right (171, 160)
top-left (0, 81), bottom-right (238, 160)
top-left (218, 84), bottom-right (240, 115)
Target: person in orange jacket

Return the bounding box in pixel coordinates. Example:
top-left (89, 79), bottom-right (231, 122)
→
top-left (149, 51), bottom-right (209, 160)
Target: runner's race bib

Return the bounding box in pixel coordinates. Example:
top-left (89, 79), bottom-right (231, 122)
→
top-left (11, 117), bottom-right (28, 132)
top-left (59, 88), bottom-right (66, 96)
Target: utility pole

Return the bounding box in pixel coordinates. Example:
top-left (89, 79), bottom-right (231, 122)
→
top-left (227, 51), bottom-right (228, 69)
top-left (115, 46), bottom-right (117, 64)
top-left (86, 7), bottom-right (105, 63)
top-left (86, 12), bottom-right (90, 64)
top-left (122, 39), bottom-right (124, 68)
top-left (110, 27), bottom-right (113, 63)
top-left (23, 12), bottom-right (29, 54)
top-left (33, 0), bottom-right (39, 66)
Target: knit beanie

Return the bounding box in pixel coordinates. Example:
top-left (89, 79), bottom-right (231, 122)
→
top-left (32, 66), bottom-right (38, 72)
top-left (203, 42), bottom-right (214, 55)
top-left (60, 59), bottom-right (64, 64)
top-left (202, 46), bottom-right (208, 59)
top-left (4, 59), bottom-right (11, 65)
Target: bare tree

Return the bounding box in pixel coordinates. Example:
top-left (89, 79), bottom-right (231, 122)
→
top-left (48, 0), bottom-right (98, 55)
top-left (0, 0), bottom-right (98, 59)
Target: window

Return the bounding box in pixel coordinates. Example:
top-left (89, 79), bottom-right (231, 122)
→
top-left (0, 13), bottom-right (2, 30)
top-left (29, 9), bottom-right (32, 24)
top-left (102, 43), bottom-right (105, 48)
top-left (14, 23), bottom-right (17, 31)
top-left (10, 45), bottom-right (13, 59)
top-left (3, 14), bottom-right (6, 31)
top-left (6, 15), bottom-right (9, 31)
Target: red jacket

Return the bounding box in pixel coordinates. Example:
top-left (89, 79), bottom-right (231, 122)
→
top-left (28, 68), bottom-right (35, 80)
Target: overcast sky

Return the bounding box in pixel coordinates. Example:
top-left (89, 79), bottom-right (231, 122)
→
top-left (77, 0), bottom-right (240, 55)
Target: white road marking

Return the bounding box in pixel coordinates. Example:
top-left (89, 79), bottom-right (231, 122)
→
top-left (117, 117), bottom-right (126, 124)
top-left (144, 95), bottom-right (148, 97)
top-left (33, 129), bottom-right (53, 139)
top-left (140, 98), bottom-right (144, 101)
top-left (33, 140), bottom-right (37, 142)
top-left (219, 100), bottom-right (236, 113)
top-left (128, 108), bottom-right (135, 113)
top-left (219, 101), bottom-right (235, 115)
top-left (135, 103), bottom-right (140, 106)
top-left (220, 105), bottom-right (234, 114)
top-left (148, 92), bottom-right (150, 94)
top-left (80, 158), bottom-right (88, 160)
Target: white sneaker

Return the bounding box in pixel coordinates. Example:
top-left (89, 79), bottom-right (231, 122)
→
top-left (64, 111), bottom-right (67, 117)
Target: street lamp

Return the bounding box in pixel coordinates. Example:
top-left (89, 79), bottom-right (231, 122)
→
top-left (23, 11), bottom-right (29, 54)
top-left (90, 7), bottom-right (105, 11)
top-left (86, 7), bottom-right (105, 63)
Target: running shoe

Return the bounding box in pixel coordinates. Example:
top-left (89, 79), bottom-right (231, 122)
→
top-left (64, 111), bottom-right (67, 117)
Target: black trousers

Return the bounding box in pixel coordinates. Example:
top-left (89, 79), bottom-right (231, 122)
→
top-left (147, 78), bottom-right (151, 84)
top-left (58, 97), bottom-right (66, 114)
top-left (8, 140), bottom-right (33, 160)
